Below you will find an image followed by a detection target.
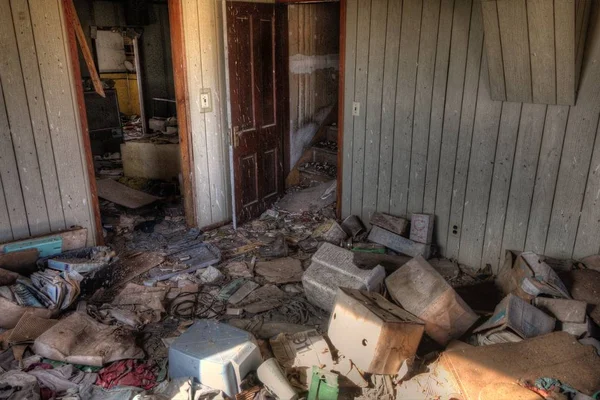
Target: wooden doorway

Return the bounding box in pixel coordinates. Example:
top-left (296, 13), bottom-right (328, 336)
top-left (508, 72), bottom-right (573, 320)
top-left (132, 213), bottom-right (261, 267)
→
top-left (64, 0), bottom-right (197, 244)
top-left (226, 2), bottom-right (285, 224)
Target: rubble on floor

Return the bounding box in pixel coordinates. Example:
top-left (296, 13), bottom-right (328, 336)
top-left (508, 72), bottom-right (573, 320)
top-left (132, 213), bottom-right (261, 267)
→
top-left (0, 184), bottom-right (598, 400)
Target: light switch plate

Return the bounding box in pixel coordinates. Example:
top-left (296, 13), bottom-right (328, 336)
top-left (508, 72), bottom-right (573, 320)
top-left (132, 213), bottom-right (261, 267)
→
top-left (352, 102), bottom-right (360, 116)
top-left (200, 88), bottom-right (212, 113)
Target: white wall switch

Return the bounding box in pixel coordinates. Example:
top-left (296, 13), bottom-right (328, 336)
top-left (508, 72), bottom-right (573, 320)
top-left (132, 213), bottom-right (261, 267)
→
top-left (200, 89), bottom-right (212, 112)
top-left (352, 101), bottom-right (360, 116)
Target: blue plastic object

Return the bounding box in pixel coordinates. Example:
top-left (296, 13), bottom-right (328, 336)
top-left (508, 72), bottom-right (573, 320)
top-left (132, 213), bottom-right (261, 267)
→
top-left (4, 236), bottom-right (62, 258)
top-left (169, 320), bottom-right (263, 397)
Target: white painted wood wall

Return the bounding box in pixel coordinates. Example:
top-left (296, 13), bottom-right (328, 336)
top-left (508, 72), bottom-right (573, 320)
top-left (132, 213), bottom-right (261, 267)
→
top-left (0, 0), bottom-right (95, 244)
top-left (342, 0), bottom-right (600, 270)
top-left (181, 0), bottom-right (231, 227)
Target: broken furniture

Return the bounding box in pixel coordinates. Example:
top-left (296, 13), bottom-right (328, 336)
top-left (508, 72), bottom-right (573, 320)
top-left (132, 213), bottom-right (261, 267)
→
top-left (302, 242), bottom-right (385, 311)
top-left (168, 320), bottom-right (263, 397)
top-left (328, 288), bottom-right (424, 375)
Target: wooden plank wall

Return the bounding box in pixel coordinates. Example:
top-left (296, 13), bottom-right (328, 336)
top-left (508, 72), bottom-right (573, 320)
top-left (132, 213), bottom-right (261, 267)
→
top-left (288, 3), bottom-right (339, 168)
top-left (181, 0), bottom-right (231, 227)
top-left (0, 0), bottom-right (95, 244)
top-left (342, 0), bottom-right (600, 270)
top-left (481, 0), bottom-right (591, 105)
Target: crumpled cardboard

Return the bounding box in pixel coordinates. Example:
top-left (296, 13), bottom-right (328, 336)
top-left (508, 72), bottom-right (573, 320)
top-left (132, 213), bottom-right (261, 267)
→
top-left (474, 294), bottom-right (556, 341)
top-left (270, 329), bottom-right (334, 389)
top-left (498, 251), bottom-right (571, 300)
top-left (0, 296), bottom-right (55, 329)
top-left (385, 256), bottom-right (478, 345)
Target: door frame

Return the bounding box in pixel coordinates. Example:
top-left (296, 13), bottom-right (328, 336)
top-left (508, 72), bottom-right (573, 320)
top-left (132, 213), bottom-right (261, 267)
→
top-left (63, 0), bottom-right (198, 245)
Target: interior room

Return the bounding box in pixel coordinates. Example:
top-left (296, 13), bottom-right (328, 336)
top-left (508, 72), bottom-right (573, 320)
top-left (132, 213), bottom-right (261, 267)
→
top-left (0, 0), bottom-right (599, 399)
top-left (75, 0), bottom-right (183, 243)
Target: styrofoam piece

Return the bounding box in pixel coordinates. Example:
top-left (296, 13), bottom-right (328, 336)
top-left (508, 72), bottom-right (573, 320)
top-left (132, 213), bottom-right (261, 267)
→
top-left (302, 242), bottom-right (386, 311)
top-left (168, 320), bottom-right (263, 397)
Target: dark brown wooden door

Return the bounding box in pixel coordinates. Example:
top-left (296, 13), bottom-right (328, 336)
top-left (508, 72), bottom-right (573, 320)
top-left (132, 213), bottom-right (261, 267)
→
top-left (227, 2), bottom-right (282, 223)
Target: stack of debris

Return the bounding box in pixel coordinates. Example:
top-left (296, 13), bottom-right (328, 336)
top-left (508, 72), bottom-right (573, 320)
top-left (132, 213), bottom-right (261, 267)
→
top-left (0, 182), bottom-right (597, 400)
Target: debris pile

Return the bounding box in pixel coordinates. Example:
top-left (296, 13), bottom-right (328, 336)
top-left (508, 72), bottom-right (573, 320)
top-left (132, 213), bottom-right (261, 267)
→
top-left (0, 183), bottom-right (597, 399)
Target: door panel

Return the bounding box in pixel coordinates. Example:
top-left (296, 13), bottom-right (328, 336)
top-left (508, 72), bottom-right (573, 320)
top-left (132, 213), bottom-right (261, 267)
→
top-left (227, 2), bottom-right (282, 223)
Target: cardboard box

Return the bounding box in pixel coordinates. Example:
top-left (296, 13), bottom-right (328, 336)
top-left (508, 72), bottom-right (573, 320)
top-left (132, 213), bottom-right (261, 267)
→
top-left (328, 288), bottom-right (424, 375)
top-left (474, 294), bottom-right (556, 340)
top-left (370, 212), bottom-right (409, 236)
top-left (302, 243), bottom-right (385, 311)
top-left (368, 226), bottom-right (431, 258)
top-left (499, 251), bottom-right (571, 300)
top-left (534, 297), bottom-right (587, 323)
top-left (385, 256), bottom-right (477, 345)
top-left (409, 214), bottom-right (434, 244)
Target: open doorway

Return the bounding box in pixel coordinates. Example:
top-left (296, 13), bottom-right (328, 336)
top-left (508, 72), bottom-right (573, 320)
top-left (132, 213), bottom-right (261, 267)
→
top-left (73, 0), bottom-right (184, 246)
top-left (283, 1), bottom-right (340, 190)
top-left (225, 0), bottom-right (341, 224)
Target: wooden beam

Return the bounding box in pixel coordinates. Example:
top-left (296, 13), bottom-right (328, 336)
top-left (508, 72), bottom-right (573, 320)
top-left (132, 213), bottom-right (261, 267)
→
top-left (64, 0), bottom-right (105, 98)
top-left (61, 0), bottom-right (104, 246)
top-left (169, 0), bottom-right (196, 228)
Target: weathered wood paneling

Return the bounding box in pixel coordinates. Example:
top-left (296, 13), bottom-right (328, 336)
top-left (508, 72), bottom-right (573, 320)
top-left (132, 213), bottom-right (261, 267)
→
top-left (362, 0), bottom-right (387, 224)
top-left (390, 0), bottom-right (422, 217)
top-left (180, 0), bottom-right (231, 228)
top-left (434, 0), bottom-right (472, 255)
top-left (342, 0), bottom-right (600, 270)
top-left (496, 0), bottom-right (532, 103)
top-left (350, 0), bottom-right (371, 217)
top-left (0, 0), bottom-right (96, 244)
top-left (408, 0), bottom-right (440, 215)
top-left (341, 0), bottom-right (358, 217)
top-left (376, 0), bottom-right (403, 214)
top-left (446, 0), bottom-right (484, 260)
top-left (0, 0), bottom-right (95, 244)
top-left (481, 0), bottom-right (590, 106)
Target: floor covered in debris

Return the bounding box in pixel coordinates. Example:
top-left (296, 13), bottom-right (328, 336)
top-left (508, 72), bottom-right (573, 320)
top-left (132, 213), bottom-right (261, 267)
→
top-left (0, 181), bottom-right (599, 400)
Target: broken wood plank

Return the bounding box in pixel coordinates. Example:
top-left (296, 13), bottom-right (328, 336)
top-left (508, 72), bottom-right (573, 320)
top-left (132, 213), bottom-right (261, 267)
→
top-left (96, 179), bottom-right (160, 209)
top-left (64, 0), bottom-right (105, 97)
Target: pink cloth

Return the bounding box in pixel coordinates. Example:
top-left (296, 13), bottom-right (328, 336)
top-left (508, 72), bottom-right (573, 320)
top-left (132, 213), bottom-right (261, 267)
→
top-left (95, 360), bottom-right (157, 390)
